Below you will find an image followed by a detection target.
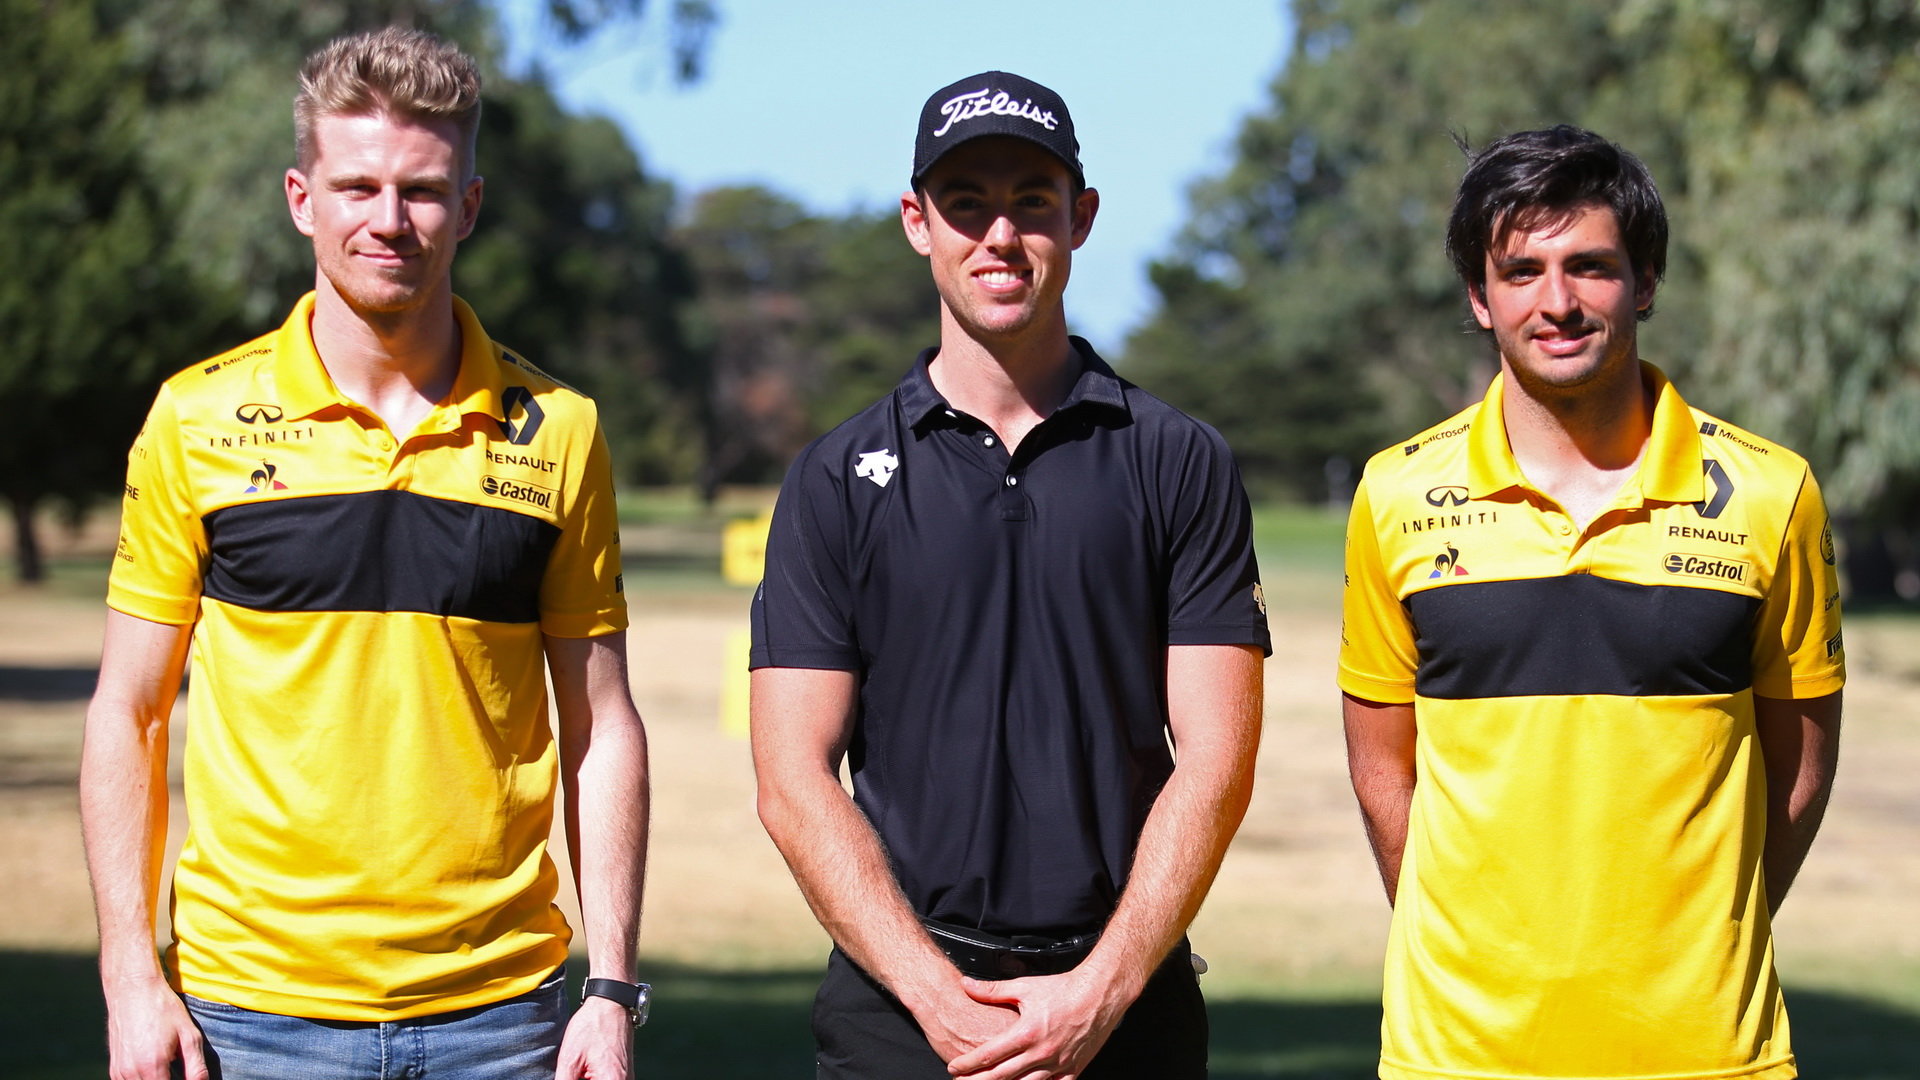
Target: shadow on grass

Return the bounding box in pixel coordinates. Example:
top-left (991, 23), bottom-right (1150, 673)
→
top-left (5, 950), bottom-right (1916, 1078)
top-left (0, 664), bottom-right (98, 702)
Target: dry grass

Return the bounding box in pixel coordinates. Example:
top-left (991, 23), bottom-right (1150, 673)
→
top-left (3, 502), bottom-right (1916, 1013)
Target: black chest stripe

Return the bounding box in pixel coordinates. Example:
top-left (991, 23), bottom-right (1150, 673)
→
top-left (1407, 576), bottom-right (1759, 699)
top-left (203, 492), bottom-right (560, 622)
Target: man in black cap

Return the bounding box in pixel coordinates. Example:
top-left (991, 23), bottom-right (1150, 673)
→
top-left (750, 71), bottom-right (1271, 1079)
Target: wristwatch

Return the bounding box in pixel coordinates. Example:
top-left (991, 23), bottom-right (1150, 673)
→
top-left (582, 977), bottom-right (651, 1027)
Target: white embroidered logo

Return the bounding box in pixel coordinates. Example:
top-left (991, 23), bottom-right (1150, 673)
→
top-left (854, 450), bottom-right (899, 488)
top-left (932, 88), bottom-right (1059, 138)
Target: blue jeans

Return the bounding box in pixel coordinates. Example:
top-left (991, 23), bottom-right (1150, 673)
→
top-left (182, 968), bottom-right (568, 1080)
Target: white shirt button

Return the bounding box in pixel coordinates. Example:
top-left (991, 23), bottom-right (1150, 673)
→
top-left (1005, 476), bottom-right (1018, 487)
top-left (983, 436), bottom-right (995, 447)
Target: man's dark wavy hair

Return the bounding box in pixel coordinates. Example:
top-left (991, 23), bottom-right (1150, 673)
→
top-left (1445, 125), bottom-right (1668, 322)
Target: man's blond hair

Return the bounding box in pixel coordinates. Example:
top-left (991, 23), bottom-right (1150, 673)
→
top-left (294, 27), bottom-right (483, 175)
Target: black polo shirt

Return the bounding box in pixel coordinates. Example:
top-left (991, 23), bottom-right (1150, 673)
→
top-left (751, 339), bottom-right (1270, 937)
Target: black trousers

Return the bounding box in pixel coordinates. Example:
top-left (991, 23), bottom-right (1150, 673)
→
top-left (812, 946), bottom-right (1208, 1079)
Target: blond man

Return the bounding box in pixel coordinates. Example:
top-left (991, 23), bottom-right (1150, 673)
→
top-left (81, 27), bottom-right (649, 1080)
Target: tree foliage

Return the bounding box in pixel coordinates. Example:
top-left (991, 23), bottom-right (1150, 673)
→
top-left (676, 187), bottom-right (938, 498)
top-left (462, 76), bottom-right (701, 485)
top-left (3, 0), bottom-right (705, 581)
top-left (1127, 0), bottom-right (1920, 592)
top-left (0, 0), bottom-right (207, 581)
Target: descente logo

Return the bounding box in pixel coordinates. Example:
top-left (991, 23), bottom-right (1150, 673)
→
top-left (1663, 552), bottom-right (1746, 583)
top-left (481, 474), bottom-right (555, 510)
top-left (934, 88), bottom-right (1059, 137)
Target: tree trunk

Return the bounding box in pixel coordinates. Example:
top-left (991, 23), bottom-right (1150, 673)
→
top-left (8, 492), bottom-right (45, 584)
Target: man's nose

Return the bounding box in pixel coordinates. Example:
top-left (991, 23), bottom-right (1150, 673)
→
top-left (369, 188), bottom-right (408, 236)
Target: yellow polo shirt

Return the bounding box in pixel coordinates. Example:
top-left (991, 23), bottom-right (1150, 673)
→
top-left (109, 293), bottom-right (626, 1020)
top-left (1339, 363), bottom-right (1844, 1079)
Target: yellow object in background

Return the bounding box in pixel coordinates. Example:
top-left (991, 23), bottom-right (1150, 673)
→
top-left (722, 512), bottom-right (772, 586)
top-left (720, 512), bottom-right (771, 738)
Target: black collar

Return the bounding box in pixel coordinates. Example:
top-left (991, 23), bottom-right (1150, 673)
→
top-left (900, 337), bottom-right (1130, 431)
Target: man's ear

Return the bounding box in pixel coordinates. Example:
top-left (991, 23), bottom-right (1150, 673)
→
top-left (286, 168), bottom-right (316, 238)
top-left (456, 175), bottom-right (484, 241)
top-left (1634, 266), bottom-right (1657, 314)
top-left (1070, 186), bottom-right (1099, 250)
top-left (1465, 275), bottom-right (1496, 330)
top-left (900, 190), bottom-right (932, 257)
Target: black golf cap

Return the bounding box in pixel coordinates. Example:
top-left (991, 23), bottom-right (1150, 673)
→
top-left (911, 70), bottom-right (1083, 188)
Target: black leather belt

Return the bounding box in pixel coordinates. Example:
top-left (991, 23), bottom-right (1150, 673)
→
top-left (921, 918), bottom-right (1101, 981)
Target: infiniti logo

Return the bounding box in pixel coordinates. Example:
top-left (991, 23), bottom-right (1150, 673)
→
top-left (1425, 485), bottom-right (1469, 508)
top-left (236, 403), bottom-right (284, 424)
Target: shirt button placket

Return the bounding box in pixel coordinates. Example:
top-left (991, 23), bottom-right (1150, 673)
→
top-left (999, 469), bottom-right (1029, 521)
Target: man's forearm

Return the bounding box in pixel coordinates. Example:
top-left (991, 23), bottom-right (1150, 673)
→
top-left (1756, 691), bottom-right (1843, 915)
top-left (1078, 647), bottom-right (1263, 997)
top-left (547, 631), bottom-right (650, 984)
top-left (752, 666), bottom-right (1018, 1065)
top-left (759, 767), bottom-right (956, 1004)
top-left (565, 710), bottom-right (648, 981)
top-left (82, 612), bottom-right (193, 984)
top-left (944, 645), bottom-right (1264, 1080)
top-left (81, 697), bottom-right (172, 982)
top-left (549, 632), bottom-right (651, 1080)
top-left (1343, 694), bottom-right (1417, 905)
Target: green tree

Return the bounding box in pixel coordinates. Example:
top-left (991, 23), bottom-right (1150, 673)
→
top-left (462, 76), bottom-right (701, 484)
top-left (676, 187), bottom-right (937, 498)
top-left (0, 0), bottom-right (206, 582)
top-left (1130, 0), bottom-right (1920, 591)
top-left (1126, 0), bottom-right (1658, 500)
top-left (1619, 0), bottom-right (1920, 596)
top-left (797, 207), bottom-right (941, 435)
top-left (2, 0), bottom-right (712, 580)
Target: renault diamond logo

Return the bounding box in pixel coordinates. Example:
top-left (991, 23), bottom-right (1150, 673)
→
top-left (1425, 485), bottom-right (1469, 508)
top-left (500, 386), bottom-right (545, 446)
top-left (236, 403), bottom-right (284, 424)
top-left (1695, 459), bottom-right (1734, 519)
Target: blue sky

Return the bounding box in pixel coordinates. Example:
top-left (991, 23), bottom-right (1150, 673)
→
top-left (500, 0), bottom-right (1291, 347)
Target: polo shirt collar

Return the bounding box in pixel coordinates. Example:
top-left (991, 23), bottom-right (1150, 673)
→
top-left (1466, 359), bottom-right (1705, 505)
top-left (270, 292), bottom-right (506, 430)
top-left (441, 296), bottom-right (509, 430)
top-left (269, 293), bottom-right (336, 420)
top-left (1636, 361), bottom-right (1706, 504)
top-left (899, 336), bottom-right (1130, 429)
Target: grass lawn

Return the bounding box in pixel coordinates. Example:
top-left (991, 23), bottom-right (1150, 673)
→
top-left (3, 490), bottom-right (1916, 1078)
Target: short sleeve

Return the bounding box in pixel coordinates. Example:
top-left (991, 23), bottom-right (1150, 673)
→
top-left (107, 386), bottom-right (207, 625)
top-left (1163, 427), bottom-right (1271, 655)
top-left (750, 443), bottom-right (861, 671)
top-left (538, 417), bottom-right (628, 638)
top-left (1751, 468), bottom-right (1845, 699)
top-left (1337, 475), bottom-right (1418, 704)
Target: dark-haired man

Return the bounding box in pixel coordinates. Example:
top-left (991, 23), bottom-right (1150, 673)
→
top-left (751, 71), bottom-right (1269, 1079)
top-left (1340, 125), bottom-right (1844, 1079)
top-left (82, 27), bottom-right (648, 1080)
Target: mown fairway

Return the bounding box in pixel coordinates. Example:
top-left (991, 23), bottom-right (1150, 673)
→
top-left (4, 496), bottom-right (1917, 1078)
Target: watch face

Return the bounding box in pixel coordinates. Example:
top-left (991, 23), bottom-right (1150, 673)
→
top-left (633, 983), bottom-right (651, 1027)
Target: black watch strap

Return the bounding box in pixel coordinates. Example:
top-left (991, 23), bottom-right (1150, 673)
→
top-left (582, 978), bottom-right (651, 1027)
